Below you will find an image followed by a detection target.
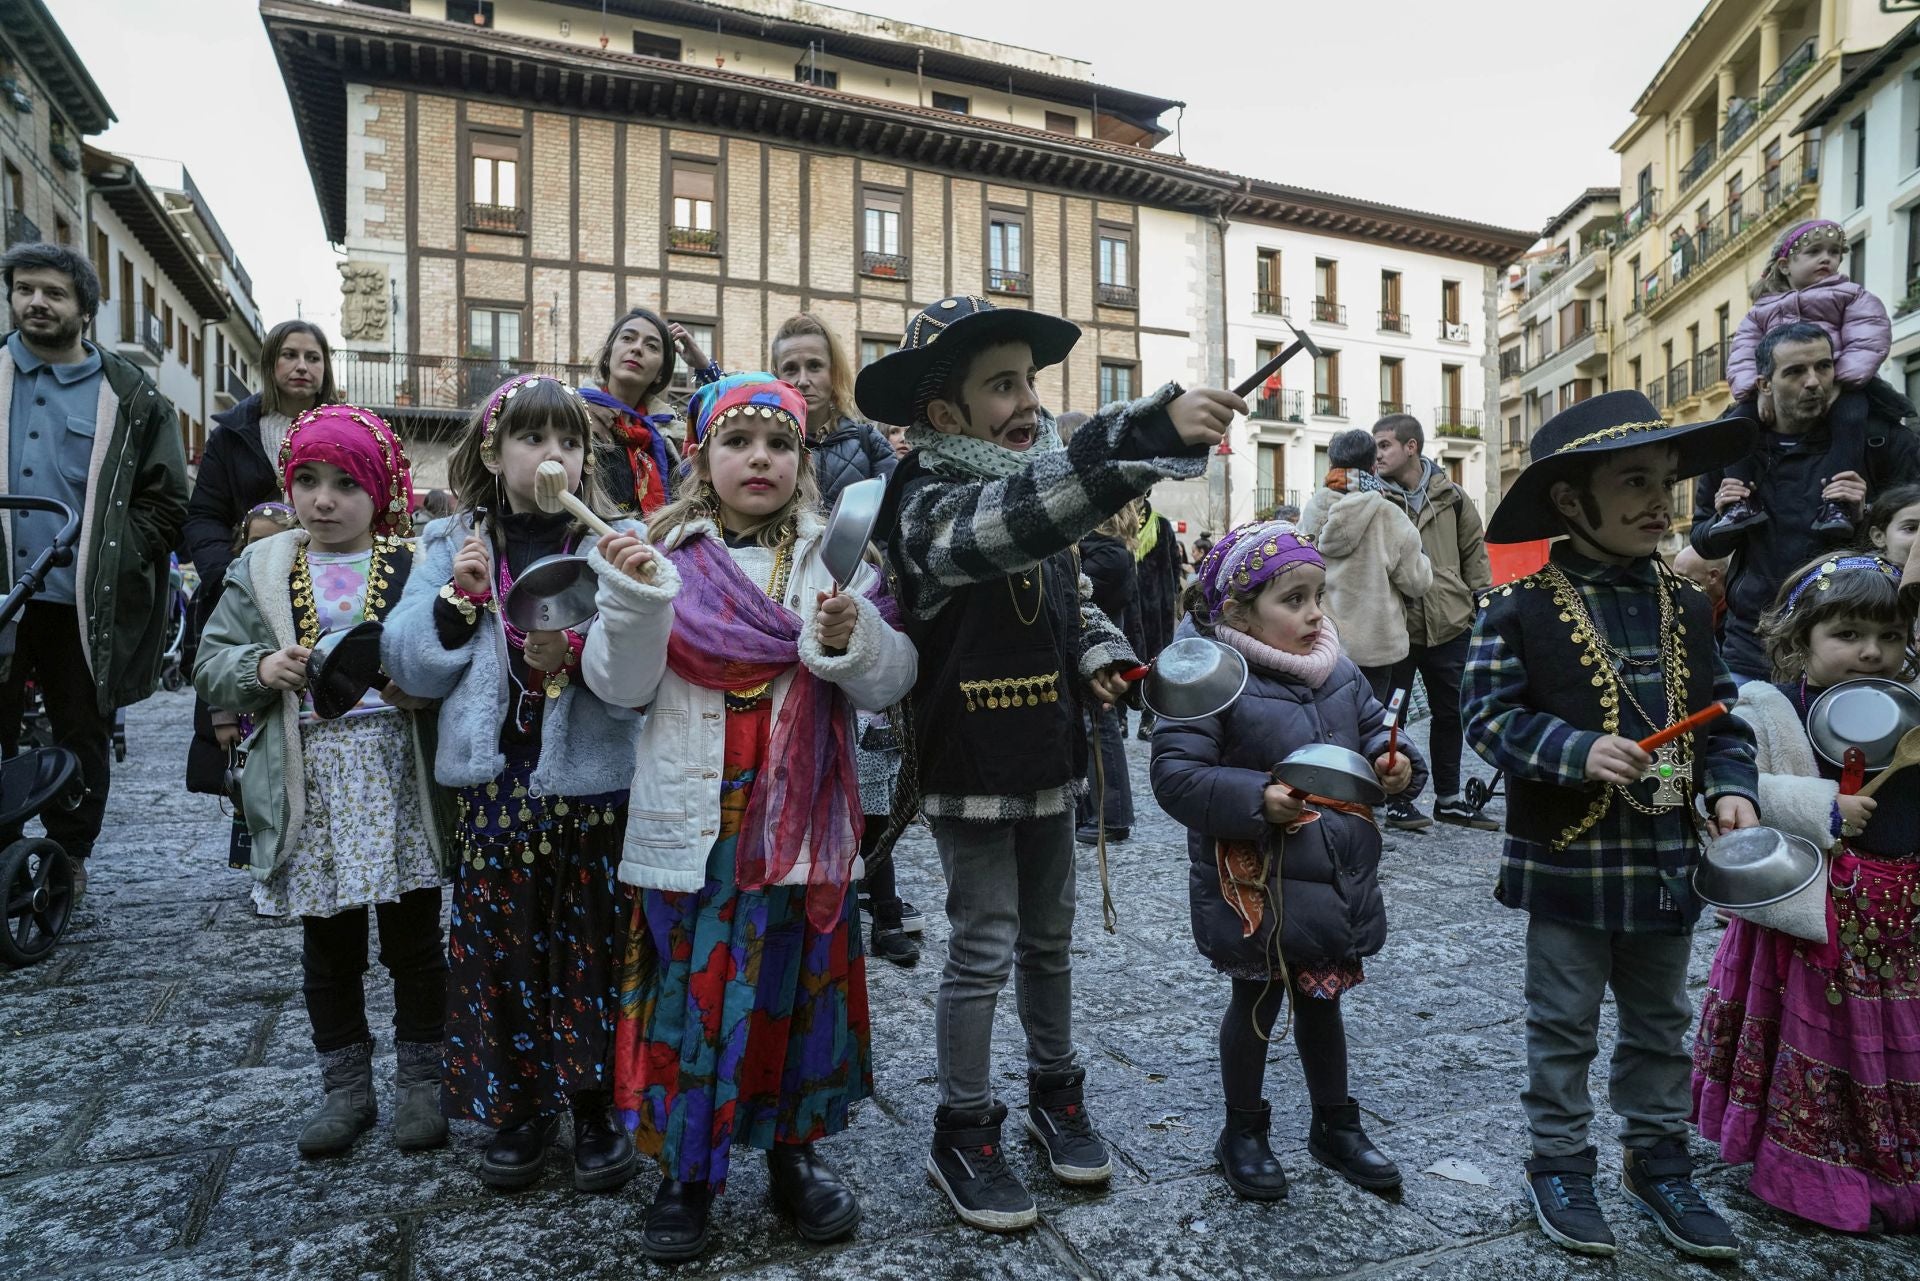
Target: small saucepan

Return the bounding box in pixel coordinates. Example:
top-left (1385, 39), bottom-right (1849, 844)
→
top-left (502, 553), bottom-right (599, 633)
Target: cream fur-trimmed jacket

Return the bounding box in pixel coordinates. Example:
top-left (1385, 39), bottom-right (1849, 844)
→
top-left (1299, 486), bottom-right (1434, 668)
top-left (1731, 679), bottom-right (1859, 850)
top-left (594, 511), bottom-right (918, 893)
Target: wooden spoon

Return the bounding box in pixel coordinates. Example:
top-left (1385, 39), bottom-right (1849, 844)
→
top-left (1854, 724), bottom-right (1920, 798)
top-left (533, 460), bottom-right (655, 582)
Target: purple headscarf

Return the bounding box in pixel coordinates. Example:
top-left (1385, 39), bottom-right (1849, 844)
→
top-left (1197, 518), bottom-right (1324, 621)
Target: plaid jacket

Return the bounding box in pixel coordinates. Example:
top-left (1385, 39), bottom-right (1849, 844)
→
top-left (1462, 546), bottom-right (1758, 933)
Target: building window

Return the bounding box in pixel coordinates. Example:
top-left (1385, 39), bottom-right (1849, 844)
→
top-left (1378, 356), bottom-right (1404, 415)
top-left (468, 306), bottom-right (523, 365)
top-left (1441, 364), bottom-right (1464, 423)
top-left (1097, 226), bottom-right (1134, 307)
top-left (118, 254), bottom-right (133, 340)
top-left (794, 55), bottom-right (837, 89)
top-left (931, 91), bottom-right (969, 114)
top-left (1044, 111), bottom-right (1077, 137)
top-left (1314, 257), bottom-right (1339, 324)
top-left (48, 115), bottom-right (76, 171)
top-left (987, 210), bottom-right (1027, 295)
top-left (1379, 270), bottom-right (1404, 332)
top-left (1099, 362), bottom-right (1136, 405)
top-left (1851, 235), bottom-right (1868, 287)
top-left (53, 214), bottom-right (69, 245)
top-left (670, 323), bottom-right (716, 389)
top-left (192, 333), bottom-right (203, 380)
top-left (1906, 205), bottom-right (1920, 293)
top-left (1850, 113), bottom-right (1868, 210)
top-left (469, 133), bottom-right (522, 232)
top-left (1256, 248), bottom-right (1283, 315)
top-left (178, 319), bottom-right (189, 364)
top-left (1313, 349), bottom-right (1342, 417)
top-left (670, 160), bottom-right (719, 253)
top-left (1440, 280), bottom-right (1467, 341)
top-left (162, 301), bottom-right (174, 357)
top-left (91, 228), bottom-right (108, 299)
top-left (632, 31), bottom-right (681, 61)
top-left (859, 337), bottom-right (892, 370)
top-left (447, 0), bottom-right (494, 27)
top-left (862, 189), bottom-right (905, 277)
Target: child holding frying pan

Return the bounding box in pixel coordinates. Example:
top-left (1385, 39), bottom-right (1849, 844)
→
top-left (1150, 518), bottom-right (1422, 1204)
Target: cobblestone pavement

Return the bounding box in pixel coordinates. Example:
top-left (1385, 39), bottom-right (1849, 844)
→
top-left (4, 691), bottom-right (1917, 1279)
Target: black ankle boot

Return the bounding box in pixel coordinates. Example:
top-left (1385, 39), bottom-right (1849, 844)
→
top-left (1308, 1098), bottom-right (1401, 1191)
top-left (1714, 498), bottom-right (1768, 536)
top-left (641, 1179), bottom-right (712, 1261)
top-left (768, 1143), bottom-right (861, 1242)
top-left (1810, 499), bottom-right (1858, 538)
top-left (1215, 1101), bottom-right (1288, 1201)
top-left (570, 1095), bottom-right (636, 1193)
top-left (479, 1115), bottom-right (555, 1190)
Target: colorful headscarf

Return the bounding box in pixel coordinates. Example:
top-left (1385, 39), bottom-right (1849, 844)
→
top-left (279, 404), bottom-right (414, 537)
top-left (1775, 219), bottom-right (1845, 262)
top-left (477, 374), bottom-right (585, 461)
top-left (684, 372), bottom-right (807, 453)
top-left (1197, 518), bottom-right (1324, 621)
top-left (1781, 554), bottom-right (1900, 615)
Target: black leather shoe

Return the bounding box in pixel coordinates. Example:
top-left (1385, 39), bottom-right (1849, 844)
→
top-left (571, 1101), bottom-right (637, 1192)
top-left (1215, 1101), bottom-right (1288, 1201)
top-left (768, 1143), bottom-right (861, 1242)
top-left (1308, 1099), bottom-right (1401, 1191)
top-left (640, 1179), bottom-right (712, 1262)
top-left (480, 1115), bottom-right (555, 1190)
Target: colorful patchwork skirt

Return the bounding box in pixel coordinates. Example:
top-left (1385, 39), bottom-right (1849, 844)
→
top-left (612, 698), bottom-right (872, 1192)
top-left (442, 746), bottom-right (628, 1127)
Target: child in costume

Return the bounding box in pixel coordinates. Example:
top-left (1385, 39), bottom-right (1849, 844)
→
top-left (380, 374), bottom-right (679, 1193)
top-left (855, 294), bottom-right (1242, 1232)
top-left (1463, 389), bottom-right (1760, 1261)
top-left (1693, 552), bottom-right (1920, 1233)
top-left (194, 406), bottom-right (446, 1159)
top-left (599, 373), bottom-right (916, 1263)
top-left (1151, 519), bottom-right (1423, 1203)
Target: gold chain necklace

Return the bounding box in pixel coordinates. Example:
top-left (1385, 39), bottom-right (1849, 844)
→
top-left (1009, 561), bottom-right (1045, 627)
top-left (292, 538), bottom-right (395, 649)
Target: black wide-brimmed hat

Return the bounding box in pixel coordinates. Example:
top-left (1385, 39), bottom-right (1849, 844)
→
top-left (1486, 390), bottom-right (1757, 543)
top-left (854, 295), bottom-right (1080, 426)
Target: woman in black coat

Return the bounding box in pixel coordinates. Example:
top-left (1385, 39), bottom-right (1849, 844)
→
top-left (181, 320), bottom-right (337, 795)
top-left (1150, 520), bottom-right (1423, 1204)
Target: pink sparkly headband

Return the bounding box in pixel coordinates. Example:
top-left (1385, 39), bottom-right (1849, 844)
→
top-left (1775, 220), bottom-right (1844, 262)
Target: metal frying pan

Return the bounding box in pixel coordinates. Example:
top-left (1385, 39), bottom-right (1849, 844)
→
top-left (1124, 636), bottom-right (1248, 722)
top-left (821, 476), bottom-right (886, 591)
top-left (1271, 743), bottom-right (1387, 807)
top-left (502, 553), bottom-right (599, 632)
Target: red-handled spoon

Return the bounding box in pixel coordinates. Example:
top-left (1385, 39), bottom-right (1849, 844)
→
top-left (1841, 746), bottom-right (1866, 797)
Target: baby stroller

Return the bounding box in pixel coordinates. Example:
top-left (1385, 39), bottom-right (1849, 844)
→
top-left (0, 496), bottom-right (86, 967)
top-left (157, 554), bottom-right (189, 694)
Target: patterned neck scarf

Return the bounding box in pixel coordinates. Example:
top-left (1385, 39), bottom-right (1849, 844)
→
top-left (904, 408), bottom-right (1063, 481)
top-left (581, 384), bottom-right (675, 513)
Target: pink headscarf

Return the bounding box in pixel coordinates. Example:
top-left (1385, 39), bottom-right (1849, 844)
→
top-left (280, 404), bottom-right (415, 537)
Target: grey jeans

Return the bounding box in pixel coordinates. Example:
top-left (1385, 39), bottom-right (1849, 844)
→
top-left (1522, 914), bottom-right (1695, 1157)
top-left (930, 812), bottom-right (1079, 1112)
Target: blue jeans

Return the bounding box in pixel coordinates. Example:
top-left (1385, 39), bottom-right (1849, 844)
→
top-left (1074, 705), bottom-right (1134, 831)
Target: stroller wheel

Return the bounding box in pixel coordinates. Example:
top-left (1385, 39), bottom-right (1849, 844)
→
top-left (161, 668), bottom-right (185, 694)
top-left (0, 838), bottom-right (73, 967)
top-left (1464, 776), bottom-right (1493, 812)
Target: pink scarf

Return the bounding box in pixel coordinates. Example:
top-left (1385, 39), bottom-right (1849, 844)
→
top-left (1214, 619), bottom-right (1342, 689)
top-left (663, 533), bottom-right (887, 930)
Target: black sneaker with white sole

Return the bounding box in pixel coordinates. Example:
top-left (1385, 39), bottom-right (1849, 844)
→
top-left (898, 900), bottom-right (925, 934)
top-left (927, 1103), bottom-right (1037, 1232)
top-left (1621, 1140), bottom-right (1739, 1260)
top-left (1023, 1069), bottom-right (1112, 1185)
top-left (1435, 798), bottom-right (1499, 831)
top-left (1383, 798), bottom-right (1434, 831)
top-left (1523, 1148), bottom-right (1617, 1256)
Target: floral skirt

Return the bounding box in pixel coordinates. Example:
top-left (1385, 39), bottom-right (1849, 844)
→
top-left (252, 712), bottom-right (440, 919)
top-left (442, 749), bottom-right (628, 1127)
top-left (612, 700), bottom-right (872, 1192)
top-left (1692, 861), bottom-right (1920, 1232)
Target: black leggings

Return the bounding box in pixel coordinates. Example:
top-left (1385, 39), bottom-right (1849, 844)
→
top-left (301, 886), bottom-right (447, 1053)
top-left (1218, 976), bottom-right (1350, 1110)
top-left (856, 820), bottom-right (903, 930)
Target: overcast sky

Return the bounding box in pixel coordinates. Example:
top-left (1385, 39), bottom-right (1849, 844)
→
top-left (46, 0), bottom-right (1702, 341)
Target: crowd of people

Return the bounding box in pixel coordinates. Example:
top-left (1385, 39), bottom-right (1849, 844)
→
top-left (1, 211), bottom-right (1915, 1265)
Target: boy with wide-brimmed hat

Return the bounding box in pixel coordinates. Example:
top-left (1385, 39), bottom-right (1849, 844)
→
top-left (1462, 390), bottom-right (1761, 1261)
top-left (856, 295), bottom-right (1243, 1231)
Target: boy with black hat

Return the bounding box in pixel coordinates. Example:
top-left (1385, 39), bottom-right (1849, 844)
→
top-left (1462, 390), bottom-right (1761, 1261)
top-left (856, 295), bottom-right (1242, 1231)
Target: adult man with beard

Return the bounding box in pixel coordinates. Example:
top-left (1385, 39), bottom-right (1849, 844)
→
top-left (1691, 322), bottom-right (1920, 681)
top-left (0, 243), bottom-right (188, 900)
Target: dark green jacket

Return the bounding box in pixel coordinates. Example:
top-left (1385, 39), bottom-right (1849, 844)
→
top-left (0, 335), bottom-right (190, 714)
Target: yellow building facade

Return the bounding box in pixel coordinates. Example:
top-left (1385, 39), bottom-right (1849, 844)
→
top-left (1607, 0), bottom-right (1909, 438)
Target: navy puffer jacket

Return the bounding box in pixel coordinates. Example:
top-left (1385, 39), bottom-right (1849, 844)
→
top-left (1150, 619), bottom-right (1426, 976)
top-left (811, 415), bottom-right (898, 505)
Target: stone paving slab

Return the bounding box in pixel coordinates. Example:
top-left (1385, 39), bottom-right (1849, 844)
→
top-left (3, 693), bottom-right (1917, 1278)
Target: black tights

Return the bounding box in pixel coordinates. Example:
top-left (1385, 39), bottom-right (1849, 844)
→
top-left (1218, 977), bottom-right (1350, 1110)
top-left (301, 886), bottom-right (446, 1053)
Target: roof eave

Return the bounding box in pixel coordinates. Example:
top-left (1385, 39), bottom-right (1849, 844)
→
top-left (83, 147), bottom-right (228, 319)
top-left (0, 0), bottom-right (114, 132)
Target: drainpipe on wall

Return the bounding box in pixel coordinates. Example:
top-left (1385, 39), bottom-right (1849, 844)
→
top-left (1214, 197), bottom-right (1235, 531)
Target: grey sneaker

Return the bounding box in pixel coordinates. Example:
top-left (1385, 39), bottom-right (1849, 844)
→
top-left (1621, 1140), bottom-right (1739, 1260)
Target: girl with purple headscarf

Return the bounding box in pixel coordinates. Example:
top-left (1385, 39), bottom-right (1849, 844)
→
top-left (1151, 518), bottom-right (1426, 1204)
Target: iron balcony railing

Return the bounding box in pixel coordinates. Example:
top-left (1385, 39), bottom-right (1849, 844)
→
top-left (1499, 349), bottom-right (1524, 378)
top-left (1623, 188), bottom-right (1661, 235)
top-left (1761, 140), bottom-right (1821, 213)
top-left (861, 251), bottom-right (908, 278)
top-left (1097, 282), bottom-right (1138, 307)
top-left (987, 268), bottom-right (1029, 295)
top-left (1760, 38), bottom-right (1817, 112)
top-left (1680, 139), bottom-right (1717, 191)
top-left (137, 307), bottom-right (164, 361)
top-left (466, 202), bottom-right (525, 234)
top-left (333, 351), bottom-right (596, 415)
top-left (1692, 344), bottom-right (1725, 392)
top-left (1312, 297), bottom-right (1346, 325)
top-left (1434, 407), bottom-right (1483, 431)
top-left (1721, 98), bottom-right (1757, 150)
top-left (668, 225), bottom-right (718, 253)
top-left (1312, 393), bottom-right (1346, 418)
top-left (5, 208), bottom-right (38, 246)
top-left (1648, 380), bottom-right (1667, 413)
top-left (1378, 310), bottom-right (1408, 334)
top-left (1379, 400), bottom-right (1408, 418)
top-left (1439, 318), bottom-right (1471, 343)
top-left (222, 366), bottom-right (248, 402)
top-left (1667, 364), bottom-right (1691, 404)
top-left (1253, 488), bottom-right (1305, 518)
top-left (1255, 291), bottom-right (1288, 317)
top-left (1254, 389), bottom-right (1306, 423)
